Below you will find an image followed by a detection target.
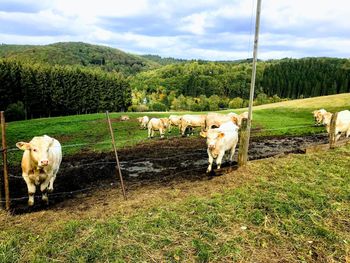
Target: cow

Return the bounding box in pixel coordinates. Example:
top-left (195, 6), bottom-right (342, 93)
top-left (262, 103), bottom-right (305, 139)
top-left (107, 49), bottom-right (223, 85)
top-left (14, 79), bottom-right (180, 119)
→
top-left (231, 111), bottom-right (249, 127)
top-left (180, 114), bottom-right (206, 136)
top-left (200, 121), bottom-right (239, 173)
top-left (16, 135), bottom-right (62, 206)
top-left (120, 115), bottom-right (130, 121)
top-left (137, 116), bottom-right (149, 129)
top-left (321, 110), bottom-right (350, 141)
top-left (312, 109), bottom-right (327, 126)
top-left (206, 113), bottom-right (234, 130)
top-left (168, 115), bottom-right (182, 133)
top-left (148, 118), bottom-right (169, 138)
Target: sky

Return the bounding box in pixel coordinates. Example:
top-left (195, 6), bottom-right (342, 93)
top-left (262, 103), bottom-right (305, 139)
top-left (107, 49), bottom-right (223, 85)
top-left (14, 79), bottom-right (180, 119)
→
top-left (0, 0), bottom-right (350, 60)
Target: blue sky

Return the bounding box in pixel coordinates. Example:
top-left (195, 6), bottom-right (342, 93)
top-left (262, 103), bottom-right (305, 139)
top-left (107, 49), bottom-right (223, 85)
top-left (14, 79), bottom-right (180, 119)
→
top-left (0, 0), bottom-right (349, 60)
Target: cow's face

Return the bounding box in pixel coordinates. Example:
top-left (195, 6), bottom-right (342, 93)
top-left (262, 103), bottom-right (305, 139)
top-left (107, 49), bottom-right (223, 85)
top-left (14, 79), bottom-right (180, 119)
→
top-left (161, 118), bottom-right (169, 128)
top-left (322, 112), bottom-right (332, 125)
top-left (16, 137), bottom-right (54, 167)
top-left (206, 131), bottom-right (225, 150)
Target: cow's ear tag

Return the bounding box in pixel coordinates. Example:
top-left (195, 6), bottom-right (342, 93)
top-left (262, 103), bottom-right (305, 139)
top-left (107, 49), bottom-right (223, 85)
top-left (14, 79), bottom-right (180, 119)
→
top-left (218, 132), bottom-right (225, 138)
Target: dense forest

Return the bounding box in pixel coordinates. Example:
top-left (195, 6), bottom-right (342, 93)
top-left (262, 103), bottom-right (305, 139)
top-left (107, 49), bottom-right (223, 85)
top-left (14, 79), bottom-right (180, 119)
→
top-left (0, 42), bottom-right (160, 75)
top-left (0, 59), bottom-right (131, 121)
top-left (1, 42), bottom-right (349, 117)
top-left (261, 58), bottom-right (350, 98)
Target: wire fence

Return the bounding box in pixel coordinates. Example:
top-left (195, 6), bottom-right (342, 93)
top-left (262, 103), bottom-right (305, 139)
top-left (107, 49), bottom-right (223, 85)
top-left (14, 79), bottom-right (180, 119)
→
top-left (1, 113), bottom-right (336, 211)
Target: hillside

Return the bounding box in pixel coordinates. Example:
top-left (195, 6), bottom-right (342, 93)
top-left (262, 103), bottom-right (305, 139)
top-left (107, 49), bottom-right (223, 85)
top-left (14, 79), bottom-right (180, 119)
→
top-left (0, 42), bottom-right (160, 75)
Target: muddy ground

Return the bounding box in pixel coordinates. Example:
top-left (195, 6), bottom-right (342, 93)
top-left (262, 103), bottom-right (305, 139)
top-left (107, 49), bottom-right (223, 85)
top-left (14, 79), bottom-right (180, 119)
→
top-left (5, 134), bottom-right (329, 213)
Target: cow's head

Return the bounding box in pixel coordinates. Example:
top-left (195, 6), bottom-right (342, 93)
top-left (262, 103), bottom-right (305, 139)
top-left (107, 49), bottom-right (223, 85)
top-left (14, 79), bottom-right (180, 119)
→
top-left (322, 112), bottom-right (333, 126)
top-left (202, 130), bottom-right (225, 150)
top-left (160, 118), bottom-right (169, 128)
top-left (16, 136), bottom-right (55, 168)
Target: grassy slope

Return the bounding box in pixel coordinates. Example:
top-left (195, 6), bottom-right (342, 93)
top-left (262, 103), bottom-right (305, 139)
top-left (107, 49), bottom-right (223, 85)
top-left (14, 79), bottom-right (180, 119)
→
top-left (0, 145), bottom-right (349, 262)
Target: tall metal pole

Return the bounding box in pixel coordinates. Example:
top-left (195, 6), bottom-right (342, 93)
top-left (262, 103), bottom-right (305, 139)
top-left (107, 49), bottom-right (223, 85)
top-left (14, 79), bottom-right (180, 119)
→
top-left (106, 111), bottom-right (127, 200)
top-left (239, 0), bottom-right (262, 165)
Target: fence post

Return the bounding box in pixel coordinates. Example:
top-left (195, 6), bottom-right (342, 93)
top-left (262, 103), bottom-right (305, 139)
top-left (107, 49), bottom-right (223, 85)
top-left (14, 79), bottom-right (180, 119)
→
top-left (329, 112), bottom-right (338, 149)
top-left (238, 118), bottom-right (249, 167)
top-left (1, 111), bottom-right (10, 210)
top-left (106, 111), bottom-right (127, 200)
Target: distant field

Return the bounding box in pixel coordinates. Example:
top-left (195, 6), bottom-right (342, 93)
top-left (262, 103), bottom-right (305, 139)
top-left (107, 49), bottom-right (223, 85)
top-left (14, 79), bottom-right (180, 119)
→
top-left (2, 93), bottom-right (350, 163)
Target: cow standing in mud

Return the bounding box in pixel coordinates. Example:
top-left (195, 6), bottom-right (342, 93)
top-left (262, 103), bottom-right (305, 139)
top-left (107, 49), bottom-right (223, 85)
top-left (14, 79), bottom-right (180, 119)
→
top-left (16, 135), bottom-right (62, 206)
top-left (200, 120), bottom-right (239, 173)
top-left (320, 110), bottom-right (350, 141)
top-left (168, 115), bottom-right (182, 134)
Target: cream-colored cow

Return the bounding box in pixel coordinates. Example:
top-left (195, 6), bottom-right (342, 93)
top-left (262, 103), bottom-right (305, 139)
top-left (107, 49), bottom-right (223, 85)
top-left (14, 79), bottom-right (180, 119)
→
top-left (200, 121), bottom-right (239, 173)
top-left (16, 135), bottom-right (62, 206)
top-left (148, 118), bottom-right (169, 138)
top-left (137, 116), bottom-right (149, 129)
top-left (168, 115), bottom-right (182, 133)
top-left (312, 109), bottom-right (327, 126)
top-left (180, 115), bottom-right (206, 136)
top-left (321, 110), bottom-right (350, 141)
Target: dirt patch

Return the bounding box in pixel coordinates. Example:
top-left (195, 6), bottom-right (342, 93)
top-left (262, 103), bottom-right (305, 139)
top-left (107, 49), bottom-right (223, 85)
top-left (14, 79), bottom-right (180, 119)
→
top-left (5, 134), bottom-right (329, 214)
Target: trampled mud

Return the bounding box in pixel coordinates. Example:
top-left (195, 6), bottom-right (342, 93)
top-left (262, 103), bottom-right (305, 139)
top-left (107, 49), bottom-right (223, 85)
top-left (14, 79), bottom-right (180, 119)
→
top-left (5, 134), bottom-right (329, 213)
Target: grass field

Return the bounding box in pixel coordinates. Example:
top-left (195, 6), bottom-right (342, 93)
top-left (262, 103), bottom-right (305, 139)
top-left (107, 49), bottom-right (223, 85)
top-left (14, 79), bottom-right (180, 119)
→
top-left (0, 93), bottom-right (349, 262)
top-left (0, 144), bottom-right (349, 262)
top-left (2, 93), bottom-right (350, 162)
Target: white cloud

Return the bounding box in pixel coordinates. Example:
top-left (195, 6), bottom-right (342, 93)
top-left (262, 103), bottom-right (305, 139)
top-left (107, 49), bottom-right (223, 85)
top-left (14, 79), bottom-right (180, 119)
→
top-left (1, 0), bottom-right (350, 59)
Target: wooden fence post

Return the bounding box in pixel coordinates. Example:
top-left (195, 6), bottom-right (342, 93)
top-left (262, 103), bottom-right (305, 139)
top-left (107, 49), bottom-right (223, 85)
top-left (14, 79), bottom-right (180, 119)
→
top-left (238, 118), bottom-right (249, 167)
top-left (1, 111), bottom-right (10, 210)
top-left (329, 112), bottom-right (338, 149)
top-left (106, 111), bottom-right (127, 200)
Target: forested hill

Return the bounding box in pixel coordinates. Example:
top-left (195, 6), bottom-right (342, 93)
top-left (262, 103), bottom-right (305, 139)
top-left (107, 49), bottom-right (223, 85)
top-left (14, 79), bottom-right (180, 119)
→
top-left (130, 57), bottom-right (350, 100)
top-left (0, 42), bottom-right (160, 75)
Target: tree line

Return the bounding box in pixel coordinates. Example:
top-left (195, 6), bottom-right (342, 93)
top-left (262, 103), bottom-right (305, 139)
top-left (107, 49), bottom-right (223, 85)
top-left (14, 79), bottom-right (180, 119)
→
top-left (129, 57), bottom-right (349, 111)
top-left (261, 58), bottom-right (350, 98)
top-left (0, 59), bottom-right (131, 121)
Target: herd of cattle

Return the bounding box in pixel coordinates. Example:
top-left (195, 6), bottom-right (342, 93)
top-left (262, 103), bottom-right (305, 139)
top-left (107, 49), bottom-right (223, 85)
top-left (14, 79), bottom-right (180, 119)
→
top-left (14, 109), bottom-right (350, 207)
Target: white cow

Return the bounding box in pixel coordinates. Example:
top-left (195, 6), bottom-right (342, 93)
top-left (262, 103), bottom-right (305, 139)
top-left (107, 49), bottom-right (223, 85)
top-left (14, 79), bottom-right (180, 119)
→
top-left (168, 115), bottom-right (182, 133)
top-left (180, 114), bottom-right (206, 136)
top-left (200, 121), bottom-right (239, 173)
top-left (312, 109), bottom-right (327, 126)
top-left (137, 116), bottom-right (149, 129)
top-left (148, 118), bottom-right (169, 138)
top-left (321, 110), bottom-right (350, 141)
top-left (206, 113), bottom-right (234, 130)
top-left (16, 135), bottom-right (62, 206)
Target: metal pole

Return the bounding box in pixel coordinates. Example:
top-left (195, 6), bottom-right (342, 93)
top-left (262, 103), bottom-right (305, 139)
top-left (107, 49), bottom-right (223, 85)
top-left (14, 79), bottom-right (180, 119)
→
top-left (240, 0), bottom-right (262, 165)
top-left (1, 111), bottom-right (10, 210)
top-left (106, 111), bottom-right (127, 200)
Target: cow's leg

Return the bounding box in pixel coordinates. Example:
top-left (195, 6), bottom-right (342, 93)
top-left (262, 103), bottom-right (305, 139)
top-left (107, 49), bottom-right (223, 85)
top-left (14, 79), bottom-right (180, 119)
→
top-left (148, 127), bottom-right (152, 138)
top-left (207, 149), bottom-right (214, 173)
top-left (229, 142), bottom-right (238, 163)
top-left (335, 129), bottom-right (342, 142)
top-left (151, 129), bottom-right (155, 138)
top-left (40, 175), bottom-right (51, 204)
top-left (48, 172), bottom-right (57, 193)
top-left (23, 174), bottom-right (36, 206)
top-left (181, 124), bottom-right (187, 137)
top-left (160, 128), bottom-right (164, 138)
top-left (216, 151), bottom-right (225, 170)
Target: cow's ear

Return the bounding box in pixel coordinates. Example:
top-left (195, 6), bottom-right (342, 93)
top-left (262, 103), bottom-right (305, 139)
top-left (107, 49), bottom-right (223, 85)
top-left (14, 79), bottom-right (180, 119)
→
top-left (16, 142), bottom-right (30, 150)
top-left (218, 132), bottom-right (225, 138)
top-left (200, 130), bottom-right (207, 138)
top-left (231, 116), bottom-right (239, 125)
